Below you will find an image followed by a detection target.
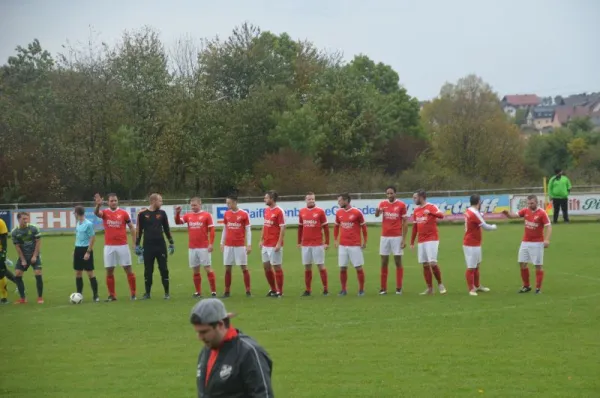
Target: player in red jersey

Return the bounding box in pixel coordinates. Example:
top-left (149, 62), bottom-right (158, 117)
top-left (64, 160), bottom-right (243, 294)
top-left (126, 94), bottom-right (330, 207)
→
top-left (220, 194), bottom-right (252, 297)
top-left (260, 191), bottom-right (286, 297)
top-left (503, 195), bottom-right (552, 294)
top-left (175, 197), bottom-right (217, 298)
top-left (333, 193), bottom-right (367, 296)
top-left (410, 189), bottom-right (447, 295)
top-left (463, 194), bottom-right (498, 296)
top-left (375, 186), bottom-right (408, 295)
top-left (297, 192), bottom-right (330, 296)
top-left (94, 193), bottom-right (137, 301)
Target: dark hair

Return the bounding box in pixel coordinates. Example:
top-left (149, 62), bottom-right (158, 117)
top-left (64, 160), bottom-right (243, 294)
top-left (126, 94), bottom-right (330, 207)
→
top-left (107, 193), bottom-right (118, 199)
top-left (17, 211), bottom-right (29, 220)
top-left (226, 194), bottom-right (238, 201)
top-left (386, 186), bottom-right (397, 193)
top-left (415, 189), bottom-right (427, 199)
top-left (306, 191), bottom-right (315, 196)
top-left (469, 194), bottom-right (481, 206)
top-left (266, 190), bottom-right (278, 202)
top-left (527, 194), bottom-right (538, 201)
top-left (190, 314), bottom-right (231, 328)
top-left (338, 193), bottom-right (351, 202)
top-left (74, 206), bottom-right (86, 216)
top-left (554, 168), bottom-right (561, 175)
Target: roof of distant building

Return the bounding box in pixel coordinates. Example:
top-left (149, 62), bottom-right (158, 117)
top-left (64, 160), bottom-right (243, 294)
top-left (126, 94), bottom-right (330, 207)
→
top-left (502, 94), bottom-right (540, 106)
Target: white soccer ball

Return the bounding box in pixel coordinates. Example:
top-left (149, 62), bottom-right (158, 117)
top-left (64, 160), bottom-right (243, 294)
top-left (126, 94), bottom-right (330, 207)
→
top-left (69, 292), bottom-right (83, 304)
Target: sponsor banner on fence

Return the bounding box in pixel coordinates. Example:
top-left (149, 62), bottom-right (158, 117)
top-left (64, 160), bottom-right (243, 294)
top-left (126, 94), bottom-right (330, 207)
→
top-left (10, 205), bottom-right (191, 232)
top-left (212, 195), bottom-right (510, 227)
top-left (510, 194), bottom-right (600, 216)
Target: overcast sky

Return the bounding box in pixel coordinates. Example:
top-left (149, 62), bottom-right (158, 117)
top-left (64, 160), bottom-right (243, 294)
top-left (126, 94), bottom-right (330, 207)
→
top-left (1, 0), bottom-right (598, 100)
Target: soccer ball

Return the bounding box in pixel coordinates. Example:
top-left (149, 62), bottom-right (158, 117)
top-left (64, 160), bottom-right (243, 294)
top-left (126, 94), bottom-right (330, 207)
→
top-left (69, 293), bottom-right (83, 304)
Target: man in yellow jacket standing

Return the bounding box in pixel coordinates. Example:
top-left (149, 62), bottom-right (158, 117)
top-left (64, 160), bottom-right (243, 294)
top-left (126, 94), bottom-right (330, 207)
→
top-left (548, 168), bottom-right (572, 223)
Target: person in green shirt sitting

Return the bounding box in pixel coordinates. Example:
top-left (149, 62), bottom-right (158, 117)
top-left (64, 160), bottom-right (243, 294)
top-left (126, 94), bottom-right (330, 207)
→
top-left (548, 168), bottom-right (572, 223)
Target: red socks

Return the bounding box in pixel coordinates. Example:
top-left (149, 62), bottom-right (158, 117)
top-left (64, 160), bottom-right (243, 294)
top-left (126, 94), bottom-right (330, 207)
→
top-left (275, 269), bottom-right (284, 294)
top-left (465, 269), bottom-right (475, 291)
top-left (127, 273), bottom-right (136, 296)
top-left (474, 267), bottom-right (480, 288)
top-left (380, 267), bottom-right (388, 291)
top-left (242, 269), bottom-right (251, 293)
top-left (265, 269), bottom-right (277, 292)
top-left (207, 271), bottom-right (216, 293)
top-left (396, 266), bottom-right (404, 290)
top-left (431, 265), bottom-right (443, 284)
top-left (357, 269), bottom-right (365, 291)
top-left (305, 270), bottom-right (312, 292)
top-left (521, 268), bottom-right (530, 287)
top-left (193, 273), bottom-right (202, 294)
top-left (319, 269), bottom-right (328, 291)
top-left (106, 275), bottom-right (116, 297)
top-left (340, 268), bottom-right (348, 291)
top-left (225, 269), bottom-right (232, 293)
top-left (535, 269), bottom-right (544, 289)
top-left (423, 266), bottom-right (433, 288)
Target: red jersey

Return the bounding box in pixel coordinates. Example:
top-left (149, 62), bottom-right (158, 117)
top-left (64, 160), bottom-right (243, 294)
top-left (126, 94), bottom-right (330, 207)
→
top-left (379, 199), bottom-right (407, 237)
top-left (181, 211), bottom-right (214, 249)
top-left (298, 207), bottom-right (329, 246)
top-left (102, 208), bottom-right (131, 246)
top-left (263, 206), bottom-right (285, 247)
top-left (518, 207), bottom-right (550, 242)
top-left (463, 207), bottom-right (486, 246)
top-left (335, 207), bottom-right (365, 246)
top-left (223, 210), bottom-right (250, 247)
top-left (411, 203), bottom-right (444, 244)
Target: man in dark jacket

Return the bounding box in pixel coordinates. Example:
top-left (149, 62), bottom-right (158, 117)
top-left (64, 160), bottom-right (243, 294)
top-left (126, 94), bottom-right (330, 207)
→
top-left (190, 298), bottom-right (274, 398)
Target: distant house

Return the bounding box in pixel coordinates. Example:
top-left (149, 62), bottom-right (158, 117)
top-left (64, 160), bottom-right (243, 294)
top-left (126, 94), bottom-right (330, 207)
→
top-left (556, 92), bottom-right (600, 107)
top-left (526, 106), bottom-right (555, 131)
top-left (501, 94), bottom-right (540, 117)
top-left (552, 105), bottom-right (592, 128)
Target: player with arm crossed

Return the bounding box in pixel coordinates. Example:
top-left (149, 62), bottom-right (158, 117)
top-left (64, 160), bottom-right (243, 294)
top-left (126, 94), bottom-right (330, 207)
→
top-left (298, 192), bottom-right (330, 297)
top-left (73, 206), bottom-right (100, 301)
top-left (503, 195), bottom-right (552, 294)
top-left (334, 193), bottom-right (368, 296)
top-left (375, 186), bottom-right (408, 295)
top-left (463, 194), bottom-right (497, 296)
top-left (137, 193), bottom-right (175, 300)
top-left (175, 197), bottom-right (217, 298)
top-left (220, 194), bottom-right (252, 298)
top-left (11, 212), bottom-right (43, 304)
top-left (410, 190), bottom-right (447, 295)
top-left (260, 190), bottom-right (286, 298)
top-left (94, 193), bottom-right (137, 301)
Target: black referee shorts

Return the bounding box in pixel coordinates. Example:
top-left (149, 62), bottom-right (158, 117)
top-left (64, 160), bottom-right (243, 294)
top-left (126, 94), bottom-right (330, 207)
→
top-left (73, 247), bottom-right (94, 271)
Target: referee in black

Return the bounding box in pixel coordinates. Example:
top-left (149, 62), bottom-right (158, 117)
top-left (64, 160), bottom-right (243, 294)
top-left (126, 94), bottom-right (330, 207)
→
top-left (136, 193), bottom-right (175, 300)
top-left (73, 206), bottom-right (99, 301)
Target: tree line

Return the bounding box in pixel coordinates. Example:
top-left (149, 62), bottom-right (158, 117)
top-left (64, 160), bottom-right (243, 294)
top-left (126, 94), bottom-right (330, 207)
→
top-left (1, 23), bottom-right (598, 203)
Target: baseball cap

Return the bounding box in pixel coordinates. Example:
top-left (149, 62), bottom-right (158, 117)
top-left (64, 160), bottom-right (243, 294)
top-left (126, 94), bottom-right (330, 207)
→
top-left (190, 298), bottom-right (234, 325)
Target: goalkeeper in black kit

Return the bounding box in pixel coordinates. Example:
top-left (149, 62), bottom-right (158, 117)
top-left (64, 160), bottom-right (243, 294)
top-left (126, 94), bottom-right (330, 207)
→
top-left (136, 193), bottom-right (175, 300)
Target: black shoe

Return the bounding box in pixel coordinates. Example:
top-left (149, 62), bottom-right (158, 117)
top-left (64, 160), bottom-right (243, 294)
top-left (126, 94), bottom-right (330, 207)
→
top-left (266, 290), bottom-right (277, 297)
top-left (192, 292), bottom-right (202, 298)
top-left (276, 292), bottom-right (283, 298)
top-left (535, 288), bottom-right (541, 294)
top-left (0, 298), bottom-right (8, 304)
top-left (338, 290), bottom-right (347, 296)
top-left (518, 286), bottom-right (532, 294)
top-left (379, 289), bottom-right (387, 295)
top-left (301, 291), bottom-right (311, 297)
top-left (93, 296), bottom-right (100, 303)
top-left (396, 288), bottom-right (403, 295)
top-left (130, 295), bottom-right (137, 301)
top-left (104, 295), bottom-right (117, 302)
top-left (323, 290), bottom-right (329, 296)
top-left (141, 293), bottom-right (151, 300)
top-left (164, 294), bottom-right (170, 300)
top-left (246, 291), bottom-right (252, 297)
top-left (211, 292), bottom-right (217, 297)
top-left (222, 292), bottom-right (231, 298)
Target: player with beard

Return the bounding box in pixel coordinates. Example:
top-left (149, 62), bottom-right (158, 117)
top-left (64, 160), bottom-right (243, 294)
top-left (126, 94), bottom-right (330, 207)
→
top-left (260, 190), bottom-right (286, 297)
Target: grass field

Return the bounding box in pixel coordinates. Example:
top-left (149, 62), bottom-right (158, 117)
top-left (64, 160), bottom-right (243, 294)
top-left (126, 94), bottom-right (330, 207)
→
top-left (1, 223), bottom-right (599, 397)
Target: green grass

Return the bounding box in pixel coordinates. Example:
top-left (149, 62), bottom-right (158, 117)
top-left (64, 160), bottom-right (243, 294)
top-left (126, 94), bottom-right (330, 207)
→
top-left (2, 223), bottom-right (600, 397)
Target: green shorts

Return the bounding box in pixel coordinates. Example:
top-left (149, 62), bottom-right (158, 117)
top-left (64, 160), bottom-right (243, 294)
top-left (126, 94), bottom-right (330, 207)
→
top-left (15, 256), bottom-right (42, 272)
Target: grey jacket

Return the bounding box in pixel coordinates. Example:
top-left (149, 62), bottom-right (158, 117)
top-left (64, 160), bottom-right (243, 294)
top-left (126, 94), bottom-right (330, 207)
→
top-left (196, 330), bottom-right (274, 398)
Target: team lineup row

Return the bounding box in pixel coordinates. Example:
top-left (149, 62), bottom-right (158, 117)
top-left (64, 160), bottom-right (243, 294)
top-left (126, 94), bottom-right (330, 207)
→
top-left (0, 188), bottom-right (552, 304)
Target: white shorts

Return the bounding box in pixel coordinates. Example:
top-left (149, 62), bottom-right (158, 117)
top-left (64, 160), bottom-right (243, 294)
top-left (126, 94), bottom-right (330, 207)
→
top-left (189, 248), bottom-right (211, 268)
top-left (518, 242), bottom-right (544, 265)
top-left (338, 246), bottom-right (364, 268)
top-left (261, 247), bottom-right (283, 265)
top-left (301, 246), bottom-right (325, 265)
top-left (417, 241), bottom-right (439, 264)
top-left (380, 236), bottom-right (404, 256)
top-left (103, 245), bottom-right (132, 268)
top-left (463, 246), bottom-right (482, 269)
top-left (223, 246), bottom-right (248, 266)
